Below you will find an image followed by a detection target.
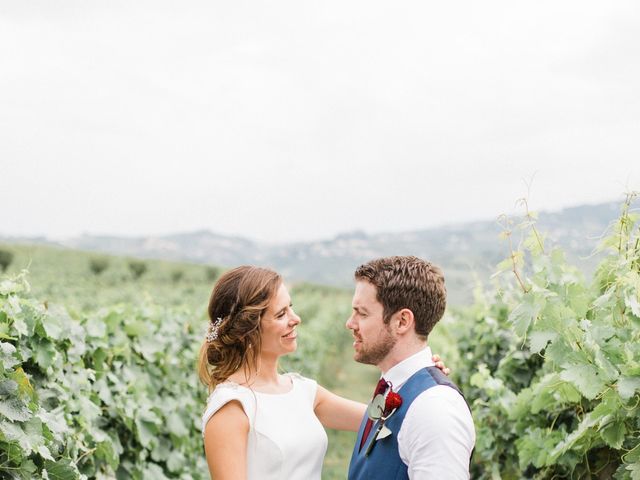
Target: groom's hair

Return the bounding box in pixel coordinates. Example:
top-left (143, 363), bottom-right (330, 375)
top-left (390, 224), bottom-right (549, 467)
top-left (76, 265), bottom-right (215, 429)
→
top-left (354, 256), bottom-right (446, 339)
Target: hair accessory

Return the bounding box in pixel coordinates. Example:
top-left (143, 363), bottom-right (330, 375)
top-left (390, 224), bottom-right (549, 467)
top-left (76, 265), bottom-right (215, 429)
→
top-left (206, 317), bottom-right (223, 343)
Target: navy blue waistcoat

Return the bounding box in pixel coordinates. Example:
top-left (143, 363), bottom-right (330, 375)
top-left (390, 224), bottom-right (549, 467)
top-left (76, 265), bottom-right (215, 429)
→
top-left (348, 367), bottom-right (465, 480)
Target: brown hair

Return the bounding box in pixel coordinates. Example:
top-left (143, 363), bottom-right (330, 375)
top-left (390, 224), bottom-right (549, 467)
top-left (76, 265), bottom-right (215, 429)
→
top-left (198, 265), bottom-right (282, 391)
top-left (354, 256), bottom-right (446, 339)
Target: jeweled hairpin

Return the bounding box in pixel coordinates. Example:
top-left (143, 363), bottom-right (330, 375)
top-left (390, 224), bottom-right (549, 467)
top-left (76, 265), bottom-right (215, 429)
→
top-left (206, 317), bottom-right (223, 343)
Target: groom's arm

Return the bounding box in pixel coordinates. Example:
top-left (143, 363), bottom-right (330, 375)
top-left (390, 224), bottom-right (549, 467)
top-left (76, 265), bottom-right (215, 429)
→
top-left (397, 386), bottom-right (475, 479)
top-left (313, 385), bottom-right (367, 431)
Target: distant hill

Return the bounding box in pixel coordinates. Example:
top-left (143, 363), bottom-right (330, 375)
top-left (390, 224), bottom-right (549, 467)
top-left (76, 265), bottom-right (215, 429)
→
top-left (0, 200), bottom-right (627, 304)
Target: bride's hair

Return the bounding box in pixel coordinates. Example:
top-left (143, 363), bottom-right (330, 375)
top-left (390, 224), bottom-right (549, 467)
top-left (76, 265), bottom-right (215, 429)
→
top-left (198, 265), bottom-right (282, 391)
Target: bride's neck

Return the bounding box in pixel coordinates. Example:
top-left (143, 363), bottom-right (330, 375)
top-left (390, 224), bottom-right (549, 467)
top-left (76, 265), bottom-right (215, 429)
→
top-left (230, 352), bottom-right (281, 386)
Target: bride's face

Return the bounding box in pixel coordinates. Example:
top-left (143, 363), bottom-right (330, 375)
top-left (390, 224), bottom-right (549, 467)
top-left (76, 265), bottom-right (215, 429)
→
top-left (259, 283), bottom-right (301, 358)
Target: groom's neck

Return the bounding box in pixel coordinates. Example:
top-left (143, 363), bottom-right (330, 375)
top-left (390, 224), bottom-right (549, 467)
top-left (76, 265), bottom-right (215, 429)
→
top-left (377, 338), bottom-right (427, 373)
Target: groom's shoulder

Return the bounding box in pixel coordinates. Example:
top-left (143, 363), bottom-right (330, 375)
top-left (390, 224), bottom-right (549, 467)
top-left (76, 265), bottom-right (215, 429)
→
top-left (402, 385), bottom-right (475, 441)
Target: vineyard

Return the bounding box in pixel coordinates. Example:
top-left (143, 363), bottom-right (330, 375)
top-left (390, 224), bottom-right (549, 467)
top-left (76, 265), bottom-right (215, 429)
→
top-left (1, 195), bottom-right (640, 478)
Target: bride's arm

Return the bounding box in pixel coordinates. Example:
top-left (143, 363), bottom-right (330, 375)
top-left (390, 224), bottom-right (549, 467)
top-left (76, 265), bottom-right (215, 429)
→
top-left (203, 401), bottom-right (249, 480)
top-left (314, 385), bottom-right (367, 431)
top-left (313, 354), bottom-right (450, 431)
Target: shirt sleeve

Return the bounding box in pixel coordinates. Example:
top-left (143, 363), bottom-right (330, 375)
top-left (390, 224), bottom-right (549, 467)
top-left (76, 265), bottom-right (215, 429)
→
top-left (397, 385), bottom-right (475, 479)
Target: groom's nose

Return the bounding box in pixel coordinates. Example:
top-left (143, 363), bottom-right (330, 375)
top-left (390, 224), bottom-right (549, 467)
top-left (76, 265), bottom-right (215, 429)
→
top-left (345, 314), bottom-right (355, 330)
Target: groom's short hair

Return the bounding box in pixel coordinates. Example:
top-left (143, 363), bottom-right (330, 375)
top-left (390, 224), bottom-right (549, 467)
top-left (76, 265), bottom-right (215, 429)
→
top-left (354, 256), bottom-right (446, 339)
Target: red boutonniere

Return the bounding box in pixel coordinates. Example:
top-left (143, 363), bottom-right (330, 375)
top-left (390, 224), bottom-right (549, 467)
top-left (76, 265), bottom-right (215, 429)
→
top-left (365, 388), bottom-right (403, 456)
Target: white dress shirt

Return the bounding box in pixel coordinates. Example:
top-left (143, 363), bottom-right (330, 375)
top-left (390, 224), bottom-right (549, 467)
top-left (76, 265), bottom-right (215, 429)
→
top-left (382, 347), bottom-right (475, 480)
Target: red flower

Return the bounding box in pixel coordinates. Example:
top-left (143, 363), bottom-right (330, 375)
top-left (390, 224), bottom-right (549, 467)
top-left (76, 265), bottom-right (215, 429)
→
top-left (384, 391), bottom-right (402, 413)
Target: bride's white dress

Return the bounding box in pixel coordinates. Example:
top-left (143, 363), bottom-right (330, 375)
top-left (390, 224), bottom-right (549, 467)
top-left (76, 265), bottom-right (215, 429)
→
top-left (202, 373), bottom-right (328, 479)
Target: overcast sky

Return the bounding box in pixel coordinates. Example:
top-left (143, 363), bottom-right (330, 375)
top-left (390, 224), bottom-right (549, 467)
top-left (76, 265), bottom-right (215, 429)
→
top-left (1, 1), bottom-right (639, 243)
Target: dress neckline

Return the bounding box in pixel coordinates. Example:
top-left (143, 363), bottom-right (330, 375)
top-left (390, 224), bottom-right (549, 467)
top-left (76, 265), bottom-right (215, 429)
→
top-left (221, 373), bottom-right (297, 396)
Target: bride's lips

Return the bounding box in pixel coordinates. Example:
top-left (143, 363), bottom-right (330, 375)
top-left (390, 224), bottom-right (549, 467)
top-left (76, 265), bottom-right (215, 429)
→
top-left (282, 329), bottom-right (297, 339)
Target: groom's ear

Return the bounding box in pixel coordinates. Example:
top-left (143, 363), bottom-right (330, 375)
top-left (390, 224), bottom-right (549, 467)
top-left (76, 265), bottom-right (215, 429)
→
top-left (394, 308), bottom-right (415, 335)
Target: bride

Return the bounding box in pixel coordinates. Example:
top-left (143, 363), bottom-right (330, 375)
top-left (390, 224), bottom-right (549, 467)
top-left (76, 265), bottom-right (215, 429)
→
top-left (199, 266), bottom-right (447, 479)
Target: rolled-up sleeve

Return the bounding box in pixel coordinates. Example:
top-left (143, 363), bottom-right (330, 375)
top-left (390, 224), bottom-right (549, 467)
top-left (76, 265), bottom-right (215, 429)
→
top-left (397, 386), bottom-right (475, 479)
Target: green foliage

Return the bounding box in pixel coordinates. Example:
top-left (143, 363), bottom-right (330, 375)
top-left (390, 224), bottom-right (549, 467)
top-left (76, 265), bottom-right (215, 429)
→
top-left (88, 257), bottom-right (109, 276)
top-left (127, 260), bottom-right (147, 280)
top-left (0, 272), bottom-right (209, 479)
top-left (0, 264), bottom-right (358, 478)
top-left (205, 266), bottom-right (220, 283)
top-left (453, 194), bottom-right (640, 479)
top-left (170, 269), bottom-right (184, 283)
top-left (0, 249), bottom-right (14, 273)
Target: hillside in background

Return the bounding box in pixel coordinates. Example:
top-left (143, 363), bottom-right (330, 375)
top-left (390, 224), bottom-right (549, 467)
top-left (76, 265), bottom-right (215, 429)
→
top-left (1, 200), bottom-right (625, 304)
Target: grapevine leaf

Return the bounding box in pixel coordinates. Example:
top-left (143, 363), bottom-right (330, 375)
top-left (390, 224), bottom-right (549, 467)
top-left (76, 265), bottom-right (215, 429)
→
top-left (509, 299), bottom-right (542, 337)
top-left (628, 463), bottom-right (640, 480)
top-left (166, 411), bottom-right (189, 437)
top-left (529, 331), bottom-right (557, 353)
top-left (43, 459), bottom-right (79, 480)
top-left (12, 317), bottom-right (28, 337)
top-left (37, 445), bottom-right (54, 461)
top-left (0, 397), bottom-right (32, 422)
top-left (626, 294), bottom-right (640, 318)
top-left (548, 412), bottom-right (598, 461)
top-left (618, 376), bottom-right (640, 401)
top-left (35, 341), bottom-right (56, 370)
top-left (96, 439), bottom-right (119, 470)
top-left (6, 295), bottom-right (22, 316)
top-left (10, 368), bottom-right (34, 401)
top-left (40, 313), bottom-right (64, 341)
top-left (1, 341), bottom-right (19, 369)
top-left (142, 462), bottom-right (170, 480)
top-left (0, 420), bottom-right (32, 451)
top-left (0, 379), bottom-right (18, 396)
top-left (135, 418), bottom-right (157, 448)
top-left (560, 364), bottom-right (606, 400)
top-left (600, 420), bottom-right (626, 449)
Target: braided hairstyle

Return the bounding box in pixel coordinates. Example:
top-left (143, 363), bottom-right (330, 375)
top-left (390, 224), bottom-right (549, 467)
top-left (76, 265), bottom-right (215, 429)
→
top-left (198, 266), bottom-right (282, 391)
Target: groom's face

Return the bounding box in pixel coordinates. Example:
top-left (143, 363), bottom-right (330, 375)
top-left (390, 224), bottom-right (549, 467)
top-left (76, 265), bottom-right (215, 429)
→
top-left (346, 280), bottom-right (395, 366)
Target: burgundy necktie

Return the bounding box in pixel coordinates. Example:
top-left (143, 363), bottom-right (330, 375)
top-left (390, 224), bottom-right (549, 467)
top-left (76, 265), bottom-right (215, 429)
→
top-left (359, 377), bottom-right (388, 451)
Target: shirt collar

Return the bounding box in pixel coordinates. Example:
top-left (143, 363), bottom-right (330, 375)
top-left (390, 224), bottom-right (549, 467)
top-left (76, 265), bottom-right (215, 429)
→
top-left (382, 346), bottom-right (434, 391)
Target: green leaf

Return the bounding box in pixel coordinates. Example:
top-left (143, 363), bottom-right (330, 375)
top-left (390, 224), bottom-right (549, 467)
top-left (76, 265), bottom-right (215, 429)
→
top-left (124, 320), bottom-right (149, 337)
top-left (548, 412), bottom-right (598, 462)
top-left (600, 420), bottom-right (626, 449)
top-left (560, 363), bottom-right (606, 400)
top-left (96, 439), bottom-right (119, 471)
top-left (625, 294), bottom-right (640, 317)
top-left (509, 298), bottom-right (542, 337)
top-left (618, 376), bottom-right (640, 401)
top-left (43, 459), bottom-right (79, 480)
top-left (0, 342), bottom-right (19, 369)
top-left (35, 341), bottom-right (57, 370)
top-left (12, 317), bottom-right (28, 336)
top-left (135, 418), bottom-right (157, 448)
top-left (0, 379), bottom-right (18, 396)
top-left (37, 445), bottom-right (54, 461)
top-left (0, 420), bottom-right (31, 451)
top-left (0, 396), bottom-right (32, 422)
top-left (166, 412), bottom-right (188, 437)
top-left (529, 331), bottom-right (557, 353)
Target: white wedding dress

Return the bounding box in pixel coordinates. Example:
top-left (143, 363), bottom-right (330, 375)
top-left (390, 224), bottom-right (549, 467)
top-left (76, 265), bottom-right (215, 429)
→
top-left (202, 373), bottom-right (328, 479)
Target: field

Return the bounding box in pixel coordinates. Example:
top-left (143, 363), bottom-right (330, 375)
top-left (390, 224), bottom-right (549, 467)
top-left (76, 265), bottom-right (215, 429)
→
top-left (0, 243), bottom-right (377, 479)
top-left (2, 196), bottom-right (640, 479)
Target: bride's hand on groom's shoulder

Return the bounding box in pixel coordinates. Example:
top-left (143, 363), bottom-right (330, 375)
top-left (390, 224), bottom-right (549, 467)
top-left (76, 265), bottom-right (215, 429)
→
top-left (432, 354), bottom-right (451, 376)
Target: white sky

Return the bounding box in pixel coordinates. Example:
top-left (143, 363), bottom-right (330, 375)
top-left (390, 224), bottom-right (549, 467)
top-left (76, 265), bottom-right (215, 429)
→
top-left (1, 1), bottom-right (639, 243)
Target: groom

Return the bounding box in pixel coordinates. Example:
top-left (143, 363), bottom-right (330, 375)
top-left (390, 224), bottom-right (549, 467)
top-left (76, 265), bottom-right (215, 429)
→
top-left (346, 256), bottom-right (475, 479)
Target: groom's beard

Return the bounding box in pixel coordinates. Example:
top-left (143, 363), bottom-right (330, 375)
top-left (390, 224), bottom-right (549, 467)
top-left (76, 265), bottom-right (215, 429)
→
top-left (354, 323), bottom-right (396, 365)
